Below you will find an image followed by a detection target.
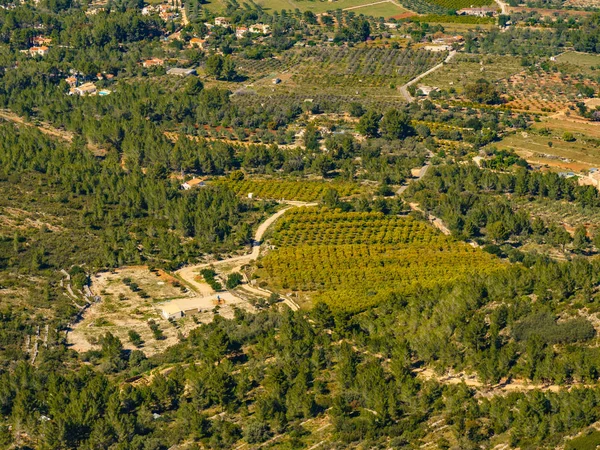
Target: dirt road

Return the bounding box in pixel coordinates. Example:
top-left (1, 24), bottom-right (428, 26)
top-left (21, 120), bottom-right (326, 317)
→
top-left (399, 51), bottom-right (457, 103)
top-left (175, 201), bottom-right (317, 311)
top-left (342, 0), bottom-right (403, 10)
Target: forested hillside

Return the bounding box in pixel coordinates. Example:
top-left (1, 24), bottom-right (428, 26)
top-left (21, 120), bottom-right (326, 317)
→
top-left (4, 0), bottom-right (600, 448)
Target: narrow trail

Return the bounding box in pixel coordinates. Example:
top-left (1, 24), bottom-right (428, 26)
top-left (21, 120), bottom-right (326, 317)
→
top-left (495, 0), bottom-right (508, 14)
top-left (342, 0), bottom-right (404, 11)
top-left (175, 201), bottom-right (317, 311)
top-left (399, 51), bottom-right (457, 103)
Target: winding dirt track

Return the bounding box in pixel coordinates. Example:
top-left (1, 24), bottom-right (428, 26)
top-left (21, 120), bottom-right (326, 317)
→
top-left (175, 201), bottom-right (317, 311)
top-left (399, 51), bottom-right (457, 103)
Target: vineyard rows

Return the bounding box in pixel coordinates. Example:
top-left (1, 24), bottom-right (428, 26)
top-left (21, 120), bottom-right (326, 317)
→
top-left (286, 47), bottom-right (445, 84)
top-left (259, 209), bottom-right (503, 311)
top-left (214, 179), bottom-right (363, 202)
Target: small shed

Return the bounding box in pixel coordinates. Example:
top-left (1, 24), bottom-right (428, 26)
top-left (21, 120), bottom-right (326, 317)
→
top-left (161, 303), bottom-right (183, 320)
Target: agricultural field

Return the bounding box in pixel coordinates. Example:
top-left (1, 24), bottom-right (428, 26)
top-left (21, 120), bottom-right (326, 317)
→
top-left (556, 51), bottom-right (600, 69)
top-left (491, 127), bottom-right (600, 170)
top-left (501, 70), bottom-right (600, 113)
top-left (419, 53), bottom-right (523, 92)
top-left (270, 47), bottom-right (447, 97)
top-left (255, 208), bottom-right (503, 311)
top-left (427, 0), bottom-right (494, 9)
top-left (68, 267), bottom-right (204, 356)
top-left (345, 0), bottom-right (410, 18)
top-left (398, 0), bottom-right (492, 13)
top-left (203, 0), bottom-right (411, 13)
top-left (512, 196), bottom-right (600, 232)
top-left (212, 178), bottom-right (365, 201)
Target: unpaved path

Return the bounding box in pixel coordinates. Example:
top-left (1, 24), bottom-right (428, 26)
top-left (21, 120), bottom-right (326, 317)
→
top-left (175, 201), bottom-right (317, 311)
top-left (343, 0), bottom-right (403, 10)
top-left (415, 367), bottom-right (596, 397)
top-left (399, 51), bottom-right (457, 102)
top-left (495, 0), bottom-right (508, 14)
top-left (0, 109), bottom-right (74, 142)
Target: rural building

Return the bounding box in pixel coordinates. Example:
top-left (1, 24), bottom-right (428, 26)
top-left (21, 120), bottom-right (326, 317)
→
top-left (161, 303), bottom-right (184, 320)
top-left (32, 36), bottom-right (52, 46)
top-left (142, 58), bottom-right (164, 68)
top-left (167, 67), bottom-right (196, 76)
top-left (214, 17), bottom-right (230, 27)
top-left (181, 177), bottom-right (206, 190)
top-left (29, 46), bottom-right (49, 56)
top-left (457, 6), bottom-right (497, 16)
top-left (160, 296), bottom-right (222, 319)
top-left (159, 11), bottom-right (176, 21)
top-left (65, 76), bottom-right (77, 87)
top-left (579, 171), bottom-right (600, 189)
top-left (249, 24), bottom-right (270, 34)
top-left (417, 85), bottom-right (439, 96)
top-left (273, 77), bottom-right (281, 84)
top-left (189, 37), bottom-right (206, 49)
top-left (235, 27), bottom-right (248, 38)
top-left (72, 82), bottom-right (97, 96)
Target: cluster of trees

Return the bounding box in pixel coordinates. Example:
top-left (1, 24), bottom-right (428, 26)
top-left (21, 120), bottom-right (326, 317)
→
top-left (3, 273), bottom-right (600, 448)
top-left (464, 16), bottom-right (600, 56)
top-left (408, 164), bottom-right (600, 249)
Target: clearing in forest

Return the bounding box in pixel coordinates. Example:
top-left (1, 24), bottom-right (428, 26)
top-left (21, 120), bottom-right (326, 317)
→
top-left (255, 208), bottom-right (503, 311)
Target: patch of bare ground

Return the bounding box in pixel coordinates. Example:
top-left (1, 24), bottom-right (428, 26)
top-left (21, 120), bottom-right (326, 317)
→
top-left (0, 206), bottom-right (64, 232)
top-left (68, 266), bottom-right (211, 356)
top-left (0, 109), bottom-right (106, 156)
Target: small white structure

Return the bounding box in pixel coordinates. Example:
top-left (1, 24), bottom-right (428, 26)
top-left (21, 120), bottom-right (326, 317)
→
top-left (161, 303), bottom-right (183, 320)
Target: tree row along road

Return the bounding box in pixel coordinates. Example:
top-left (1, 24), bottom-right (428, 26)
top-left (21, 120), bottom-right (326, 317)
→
top-left (175, 201), bottom-right (317, 311)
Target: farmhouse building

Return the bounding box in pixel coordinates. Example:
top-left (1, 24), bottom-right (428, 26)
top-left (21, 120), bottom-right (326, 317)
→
top-left (72, 82), bottom-right (97, 96)
top-left (214, 17), bottom-right (230, 26)
top-left (142, 58), bottom-right (164, 68)
top-left (181, 178), bottom-right (206, 190)
top-left (235, 27), bottom-right (248, 38)
top-left (29, 46), bottom-right (49, 56)
top-left (189, 37), bottom-right (206, 49)
top-left (249, 24), bottom-right (270, 34)
top-left (32, 35), bottom-right (52, 46)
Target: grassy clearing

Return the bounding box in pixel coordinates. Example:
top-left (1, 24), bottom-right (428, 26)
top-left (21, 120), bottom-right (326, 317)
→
top-left (513, 196), bottom-right (600, 230)
top-left (347, 1), bottom-right (409, 18)
top-left (556, 51), bottom-right (600, 68)
top-left (491, 127), bottom-right (600, 170)
top-left (69, 267), bottom-right (201, 356)
top-left (419, 53), bottom-right (523, 91)
top-left (566, 430), bottom-right (600, 450)
top-left (256, 209), bottom-right (503, 311)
